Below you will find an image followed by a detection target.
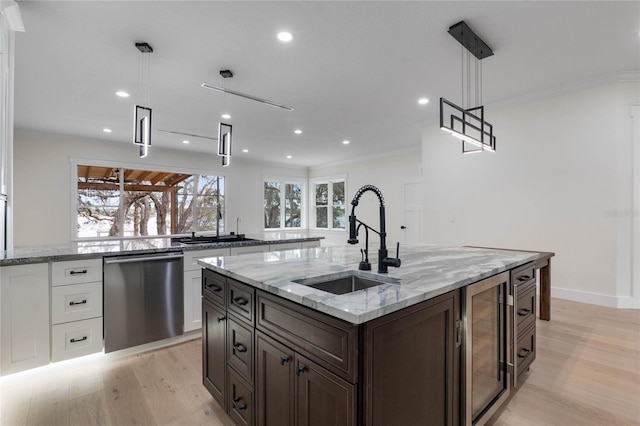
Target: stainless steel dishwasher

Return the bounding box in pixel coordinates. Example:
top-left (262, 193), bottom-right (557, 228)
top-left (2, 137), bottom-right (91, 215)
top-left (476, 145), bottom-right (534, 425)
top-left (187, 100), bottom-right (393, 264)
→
top-left (103, 251), bottom-right (184, 353)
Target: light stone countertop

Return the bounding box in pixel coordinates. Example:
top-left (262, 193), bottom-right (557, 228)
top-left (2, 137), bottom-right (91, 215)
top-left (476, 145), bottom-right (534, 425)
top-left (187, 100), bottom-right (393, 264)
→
top-left (198, 244), bottom-right (544, 324)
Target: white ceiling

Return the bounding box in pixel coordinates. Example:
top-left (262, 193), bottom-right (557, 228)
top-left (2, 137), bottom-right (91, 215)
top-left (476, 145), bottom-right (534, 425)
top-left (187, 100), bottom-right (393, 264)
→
top-left (13, 1), bottom-right (640, 167)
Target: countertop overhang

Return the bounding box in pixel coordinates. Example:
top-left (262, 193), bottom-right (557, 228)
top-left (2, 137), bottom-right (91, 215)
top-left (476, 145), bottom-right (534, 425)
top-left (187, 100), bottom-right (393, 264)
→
top-left (198, 244), bottom-right (549, 324)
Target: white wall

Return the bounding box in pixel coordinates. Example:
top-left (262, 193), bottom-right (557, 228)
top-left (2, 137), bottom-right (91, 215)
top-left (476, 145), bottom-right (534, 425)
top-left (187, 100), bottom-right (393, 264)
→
top-left (13, 130), bottom-right (308, 247)
top-left (422, 79), bottom-right (639, 307)
top-left (309, 148), bottom-right (422, 247)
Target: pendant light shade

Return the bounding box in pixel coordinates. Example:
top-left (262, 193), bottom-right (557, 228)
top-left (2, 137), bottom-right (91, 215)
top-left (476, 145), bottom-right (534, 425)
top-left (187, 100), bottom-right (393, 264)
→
top-left (218, 122), bottom-right (232, 167)
top-left (133, 42), bottom-right (153, 157)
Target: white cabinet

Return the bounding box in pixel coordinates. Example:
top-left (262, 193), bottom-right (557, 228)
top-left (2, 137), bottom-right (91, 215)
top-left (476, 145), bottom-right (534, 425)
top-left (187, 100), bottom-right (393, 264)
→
top-left (50, 259), bottom-right (103, 362)
top-left (183, 248), bottom-right (230, 332)
top-left (1, 263), bottom-right (50, 375)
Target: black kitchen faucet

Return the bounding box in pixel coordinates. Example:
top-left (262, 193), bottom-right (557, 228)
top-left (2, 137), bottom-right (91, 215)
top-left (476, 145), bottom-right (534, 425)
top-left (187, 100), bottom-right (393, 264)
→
top-left (348, 184), bottom-right (401, 273)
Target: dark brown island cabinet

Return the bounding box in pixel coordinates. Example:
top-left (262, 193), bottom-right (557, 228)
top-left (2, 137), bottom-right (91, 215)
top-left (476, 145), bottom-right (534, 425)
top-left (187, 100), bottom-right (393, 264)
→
top-left (202, 264), bottom-right (538, 426)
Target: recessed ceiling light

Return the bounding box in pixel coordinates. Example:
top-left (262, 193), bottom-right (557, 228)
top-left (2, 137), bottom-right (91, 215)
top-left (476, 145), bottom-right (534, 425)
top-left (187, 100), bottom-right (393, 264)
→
top-left (115, 91), bottom-right (130, 98)
top-left (103, 128), bottom-right (112, 133)
top-left (286, 155), bottom-right (292, 159)
top-left (277, 31), bottom-right (293, 42)
top-left (418, 98), bottom-right (429, 105)
top-left (294, 129), bottom-right (302, 135)
top-left (221, 113), bottom-right (231, 120)
top-left (342, 140), bottom-right (350, 145)
top-left (242, 149), bottom-right (249, 153)
top-left (182, 140), bottom-right (190, 144)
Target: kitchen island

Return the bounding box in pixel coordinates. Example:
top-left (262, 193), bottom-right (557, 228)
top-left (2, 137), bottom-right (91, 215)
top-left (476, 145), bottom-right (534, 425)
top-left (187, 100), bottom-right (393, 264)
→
top-left (199, 244), bottom-right (554, 425)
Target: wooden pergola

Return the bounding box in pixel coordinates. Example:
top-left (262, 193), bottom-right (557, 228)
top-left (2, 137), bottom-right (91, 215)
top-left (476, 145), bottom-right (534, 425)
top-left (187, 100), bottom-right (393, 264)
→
top-left (77, 165), bottom-right (192, 233)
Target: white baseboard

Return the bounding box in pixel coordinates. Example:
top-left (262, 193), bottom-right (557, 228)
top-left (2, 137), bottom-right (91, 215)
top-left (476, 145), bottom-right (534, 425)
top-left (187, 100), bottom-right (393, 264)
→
top-left (551, 287), bottom-right (639, 309)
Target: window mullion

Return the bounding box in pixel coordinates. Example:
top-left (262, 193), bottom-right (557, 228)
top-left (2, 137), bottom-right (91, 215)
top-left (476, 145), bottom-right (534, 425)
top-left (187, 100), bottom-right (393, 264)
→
top-left (118, 168), bottom-right (124, 237)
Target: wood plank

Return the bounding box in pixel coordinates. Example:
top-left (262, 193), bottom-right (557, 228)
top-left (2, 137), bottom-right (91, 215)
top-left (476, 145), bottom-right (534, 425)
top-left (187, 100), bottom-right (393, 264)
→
top-left (69, 390), bottom-right (112, 426)
top-left (101, 365), bottom-right (156, 425)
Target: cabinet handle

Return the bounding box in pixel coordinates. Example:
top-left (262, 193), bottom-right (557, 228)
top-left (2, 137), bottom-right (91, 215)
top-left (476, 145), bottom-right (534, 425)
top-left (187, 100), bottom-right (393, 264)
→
top-left (217, 315), bottom-right (226, 322)
top-left (232, 296), bottom-right (249, 306)
top-left (517, 308), bottom-right (531, 316)
top-left (518, 275), bottom-right (531, 282)
top-left (517, 348), bottom-right (531, 358)
top-left (233, 342), bottom-right (247, 353)
top-left (296, 364), bottom-right (307, 376)
top-left (70, 336), bottom-right (88, 343)
top-left (206, 284), bottom-right (222, 292)
top-left (69, 299), bottom-right (87, 306)
top-left (280, 356), bottom-right (291, 365)
top-left (233, 397), bottom-right (247, 410)
top-left (69, 269), bottom-right (88, 275)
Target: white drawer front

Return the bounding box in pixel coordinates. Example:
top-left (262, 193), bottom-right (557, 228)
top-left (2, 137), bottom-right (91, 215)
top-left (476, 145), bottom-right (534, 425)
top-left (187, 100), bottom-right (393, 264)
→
top-left (269, 242), bottom-right (301, 251)
top-left (51, 281), bottom-right (102, 324)
top-left (51, 258), bottom-right (102, 286)
top-left (230, 245), bottom-right (270, 255)
top-left (302, 240), bottom-right (321, 248)
top-left (184, 248), bottom-right (230, 271)
top-left (51, 317), bottom-right (103, 362)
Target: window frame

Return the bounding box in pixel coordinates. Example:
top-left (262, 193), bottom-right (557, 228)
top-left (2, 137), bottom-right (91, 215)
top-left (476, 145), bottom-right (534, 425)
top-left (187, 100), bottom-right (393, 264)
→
top-left (309, 175), bottom-right (347, 231)
top-left (71, 157), bottom-right (227, 240)
top-left (262, 176), bottom-right (307, 231)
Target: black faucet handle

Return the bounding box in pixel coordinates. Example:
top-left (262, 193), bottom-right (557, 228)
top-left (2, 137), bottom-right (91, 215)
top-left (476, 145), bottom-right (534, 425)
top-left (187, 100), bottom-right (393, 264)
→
top-left (395, 242), bottom-right (400, 258)
top-left (382, 242), bottom-right (402, 268)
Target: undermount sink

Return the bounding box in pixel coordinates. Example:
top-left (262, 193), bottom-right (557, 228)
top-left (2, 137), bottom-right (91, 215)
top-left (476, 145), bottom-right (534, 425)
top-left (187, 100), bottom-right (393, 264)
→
top-left (292, 270), bottom-right (399, 295)
top-left (171, 234), bottom-right (254, 245)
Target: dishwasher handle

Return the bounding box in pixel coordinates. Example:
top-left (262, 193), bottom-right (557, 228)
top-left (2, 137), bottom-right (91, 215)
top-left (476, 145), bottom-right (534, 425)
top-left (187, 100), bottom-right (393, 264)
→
top-left (104, 253), bottom-right (184, 264)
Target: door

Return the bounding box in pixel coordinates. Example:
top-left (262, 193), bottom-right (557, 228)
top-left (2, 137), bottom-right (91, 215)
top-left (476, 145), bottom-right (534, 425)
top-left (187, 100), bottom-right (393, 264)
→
top-left (365, 289), bottom-right (460, 426)
top-left (295, 354), bottom-right (355, 426)
top-left (202, 298), bottom-right (227, 409)
top-left (402, 182), bottom-right (423, 244)
top-left (257, 332), bottom-right (295, 426)
top-left (464, 272), bottom-right (510, 426)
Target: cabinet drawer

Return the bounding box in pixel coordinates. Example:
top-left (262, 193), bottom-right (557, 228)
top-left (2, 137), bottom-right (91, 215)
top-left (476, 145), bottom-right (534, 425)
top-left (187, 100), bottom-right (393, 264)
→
top-left (515, 281), bottom-right (536, 333)
top-left (51, 281), bottom-right (103, 324)
top-left (230, 245), bottom-right (269, 256)
top-left (269, 242), bottom-right (301, 251)
top-left (301, 240), bottom-right (321, 248)
top-left (257, 291), bottom-right (358, 383)
top-left (511, 262), bottom-right (536, 287)
top-left (51, 317), bottom-right (103, 362)
top-left (51, 258), bottom-right (102, 286)
top-left (515, 323), bottom-right (536, 379)
top-left (203, 269), bottom-right (226, 307)
top-left (228, 279), bottom-right (254, 324)
top-left (228, 367), bottom-right (254, 426)
top-left (228, 315), bottom-right (254, 383)
top-left (184, 248), bottom-right (230, 271)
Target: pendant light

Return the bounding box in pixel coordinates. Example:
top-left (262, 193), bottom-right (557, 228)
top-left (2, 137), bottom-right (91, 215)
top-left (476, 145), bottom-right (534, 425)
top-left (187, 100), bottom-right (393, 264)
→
top-left (440, 21), bottom-right (496, 154)
top-left (217, 70), bottom-right (233, 167)
top-left (133, 42), bottom-right (153, 158)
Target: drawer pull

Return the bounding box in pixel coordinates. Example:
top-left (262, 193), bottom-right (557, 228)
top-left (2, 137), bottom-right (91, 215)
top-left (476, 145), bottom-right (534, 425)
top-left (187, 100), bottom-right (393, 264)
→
top-left (517, 348), bottom-right (531, 358)
top-left (517, 308), bottom-right (531, 316)
top-left (232, 296), bottom-right (249, 306)
top-left (206, 284), bottom-right (222, 292)
top-left (217, 315), bottom-right (226, 322)
top-left (518, 275), bottom-right (532, 282)
top-left (69, 269), bottom-right (88, 275)
top-left (233, 397), bottom-right (247, 410)
top-left (70, 336), bottom-right (88, 343)
top-left (280, 356), bottom-right (291, 365)
top-left (69, 299), bottom-right (87, 306)
top-left (233, 342), bottom-right (247, 353)
top-left (296, 364), bottom-right (308, 376)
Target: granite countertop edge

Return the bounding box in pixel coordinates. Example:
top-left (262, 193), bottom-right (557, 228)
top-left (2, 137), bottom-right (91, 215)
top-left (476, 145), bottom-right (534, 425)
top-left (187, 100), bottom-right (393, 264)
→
top-left (0, 234), bottom-right (324, 266)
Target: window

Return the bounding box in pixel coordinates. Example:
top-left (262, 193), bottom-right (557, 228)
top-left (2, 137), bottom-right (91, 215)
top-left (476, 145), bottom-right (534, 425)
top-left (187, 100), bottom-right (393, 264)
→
top-left (311, 178), bottom-right (346, 230)
top-left (264, 180), bottom-right (304, 229)
top-left (76, 165), bottom-right (224, 238)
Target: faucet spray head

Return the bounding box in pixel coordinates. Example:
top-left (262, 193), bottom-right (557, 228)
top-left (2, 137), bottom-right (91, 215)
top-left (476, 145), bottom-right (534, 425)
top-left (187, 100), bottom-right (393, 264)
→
top-left (348, 214), bottom-right (359, 244)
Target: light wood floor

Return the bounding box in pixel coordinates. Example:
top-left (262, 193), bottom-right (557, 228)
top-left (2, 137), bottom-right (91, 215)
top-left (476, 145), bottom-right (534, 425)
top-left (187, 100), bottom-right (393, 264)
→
top-left (1, 298), bottom-right (638, 426)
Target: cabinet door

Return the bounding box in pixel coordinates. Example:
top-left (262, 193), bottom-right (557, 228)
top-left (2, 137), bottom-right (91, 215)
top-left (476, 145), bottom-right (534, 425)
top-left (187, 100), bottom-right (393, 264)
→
top-left (364, 289), bottom-right (460, 426)
top-left (1, 263), bottom-right (50, 375)
top-left (295, 354), bottom-right (355, 426)
top-left (256, 332), bottom-right (295, 426)
top-left (184, 269), bottom-right (202, 332)
top-left (202, 298), bottom-right (227, 409)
